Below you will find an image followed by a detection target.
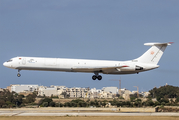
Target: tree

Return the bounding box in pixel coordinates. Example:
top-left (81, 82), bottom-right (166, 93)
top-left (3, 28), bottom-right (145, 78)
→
top-left (38, 97), bottom-right (53, 107)
top-left (110, 99), bottom-right (117, 106)
top-left (89, 101), bottom-right (95, 106)
top-left (25, 92), bottom-right (37, 103)
top-left (49, 101), bottom-right (55, 107)
top-left (145, 100), bottom-right (154, 106)
top-left (55, 103), bottom-right (62, 107)
top-left (69, 99), bottom-right (87, 107)
top-left (42, 102), bottom-right (48, 107)
top-left (0, 100), bottom-right (5, 107)
top-left (149, 85), bottom-right (179, 98)
top-left (133, 99), bottom-right (142, 107)
top-left (101, 101), bottom-right (107, 107)
top-left (175, 97), bottom-right (179, 103)
top-left (130, 97), bottom-right (136, 102)
top-left (0, 90), bottom-right (24, 108)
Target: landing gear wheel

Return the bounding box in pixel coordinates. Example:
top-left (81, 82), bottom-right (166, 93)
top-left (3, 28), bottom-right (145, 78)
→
top-left (17, 73), bottom-right (21, 77)
top-left (92, 75), bottom-right (97, 80)
top-left (97, 75), bottom-right (102, 80)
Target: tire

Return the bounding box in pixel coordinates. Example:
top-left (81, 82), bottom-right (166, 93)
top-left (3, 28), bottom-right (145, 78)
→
top-left (92, 75), bottom-right (97, 80)
top-left (97, 75), bottom-right (102, 80)
top-left (17, 73), bottom-right (21, 77)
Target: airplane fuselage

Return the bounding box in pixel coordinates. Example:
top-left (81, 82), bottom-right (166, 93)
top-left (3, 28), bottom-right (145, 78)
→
top-left (3, 57), bottom-right (158, 74)
top-left (3, 42), bottom-right (172, 80)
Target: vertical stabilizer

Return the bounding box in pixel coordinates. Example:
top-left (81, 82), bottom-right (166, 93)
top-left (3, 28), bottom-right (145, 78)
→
top-left (136, 42), bottom-right (173, 65)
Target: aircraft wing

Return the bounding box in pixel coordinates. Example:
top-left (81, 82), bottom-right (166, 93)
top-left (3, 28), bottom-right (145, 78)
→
top-left (71, 65), bottom-right (128, 72)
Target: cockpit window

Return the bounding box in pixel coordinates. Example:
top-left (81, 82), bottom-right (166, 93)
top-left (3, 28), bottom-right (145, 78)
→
top-left (7, 59), bottom-right (13, 62)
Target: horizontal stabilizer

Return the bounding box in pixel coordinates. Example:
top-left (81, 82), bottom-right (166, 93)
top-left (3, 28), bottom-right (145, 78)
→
top-left (144, 42), bottom-right (173, 46)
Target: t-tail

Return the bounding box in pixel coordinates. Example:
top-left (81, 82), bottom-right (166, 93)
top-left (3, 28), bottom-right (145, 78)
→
top-left (136, 42), bottom-right (173, 65)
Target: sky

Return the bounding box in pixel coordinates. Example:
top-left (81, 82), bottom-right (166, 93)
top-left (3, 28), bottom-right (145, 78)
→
top-left (0, 0), bottom-right (179, 92)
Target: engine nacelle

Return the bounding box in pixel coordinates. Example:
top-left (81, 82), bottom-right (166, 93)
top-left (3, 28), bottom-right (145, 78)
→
top-left (135, 65), bottom-right (144, 70)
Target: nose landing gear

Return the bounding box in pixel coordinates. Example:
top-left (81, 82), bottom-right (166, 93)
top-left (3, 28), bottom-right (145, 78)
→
top-left (17, 69), bottom-right (21, 77)
top-left (92, 72), bottom-right (102, 80)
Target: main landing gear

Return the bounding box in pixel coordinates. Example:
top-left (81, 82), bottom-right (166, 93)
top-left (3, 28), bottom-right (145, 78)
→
top-left (17, 69), bottom-right (21, 77)
top-left (92, 72), bottom-right (102, 80)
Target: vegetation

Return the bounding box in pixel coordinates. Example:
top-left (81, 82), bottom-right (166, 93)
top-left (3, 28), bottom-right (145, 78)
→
top-left (38, 97), bottom-right (57, 107)
top-left (36, 97), bottom-right (178, 108)
top-left (149, 85), bottom-right (179, 98)
top-left (0, 85), bottom-right (179, 108)
top-left (0, 89), bottom-right (37, 108)
top-left (149, 85), bottom-right (179, 105)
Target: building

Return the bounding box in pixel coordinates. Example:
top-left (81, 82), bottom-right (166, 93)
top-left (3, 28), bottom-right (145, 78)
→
top-left (141, 92), bottom-right (150, 97)
top-left (7, 84), bottom-right (38, 93)
top-left (89, 88), bottom-right (101, 98)
top-left (102, 87), bottom-right (118, 94)
top-left (38, 86), bottom-right (118, 99)
top-left (121, 88), bottom-right (132, 100)
top-left (66, 87), bottom-right (88, 98)
top-left (99, 91), bottom-right (113, 98)
top-left (0, 88), bottom-right (3, 92)
top-left (38, 86), bottom-right (66, 97)
top-left (6, 84), bottom-right (146, 99)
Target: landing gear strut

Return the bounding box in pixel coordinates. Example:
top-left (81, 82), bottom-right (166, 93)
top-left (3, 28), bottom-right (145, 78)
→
top-left (92, 72), bottom-right (102, 80)
top-left (17, 69), bottom-right (21, 77)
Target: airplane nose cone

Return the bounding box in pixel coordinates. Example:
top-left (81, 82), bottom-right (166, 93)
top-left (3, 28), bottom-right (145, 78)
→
top-left (3, 62), bottom-right (8, 67)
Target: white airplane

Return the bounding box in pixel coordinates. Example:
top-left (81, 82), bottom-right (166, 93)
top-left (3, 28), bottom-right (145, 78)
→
top-left (3, 42), bottom-right (173, 80)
